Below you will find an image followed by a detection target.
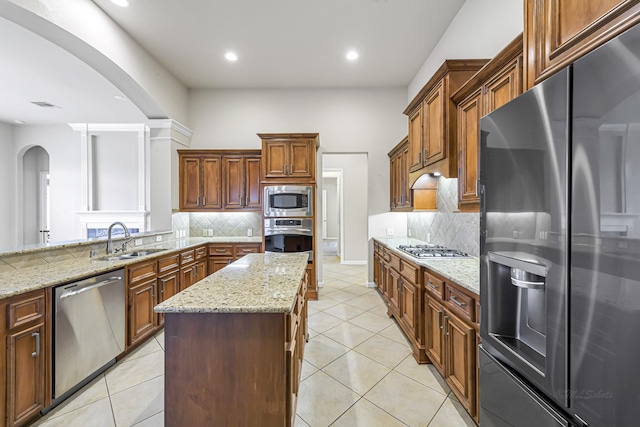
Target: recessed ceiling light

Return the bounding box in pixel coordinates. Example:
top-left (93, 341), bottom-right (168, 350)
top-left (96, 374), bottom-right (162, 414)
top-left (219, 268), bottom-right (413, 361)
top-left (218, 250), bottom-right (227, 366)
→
top-left (14, 119), bottom-right (25, 124)
top-left (111, 0), bottom-right (129, 7)
top-left (114, 95), bottom-right (128, 101)
top-left (225, 52), bottom-right (238, 62)
top-left (346, 50), bottom-right (359, 61)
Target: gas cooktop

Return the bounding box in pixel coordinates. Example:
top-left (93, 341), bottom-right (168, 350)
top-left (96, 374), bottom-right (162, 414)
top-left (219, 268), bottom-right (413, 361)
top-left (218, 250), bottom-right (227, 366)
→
top-left (397, 244), bottom-right (470, 259)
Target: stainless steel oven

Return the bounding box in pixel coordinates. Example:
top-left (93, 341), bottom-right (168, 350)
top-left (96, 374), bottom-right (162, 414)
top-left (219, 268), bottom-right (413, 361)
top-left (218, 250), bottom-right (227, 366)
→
top-left (264, 185), bottom-right (312, 217)
top-left (264, 218), bottom-right (313, 261)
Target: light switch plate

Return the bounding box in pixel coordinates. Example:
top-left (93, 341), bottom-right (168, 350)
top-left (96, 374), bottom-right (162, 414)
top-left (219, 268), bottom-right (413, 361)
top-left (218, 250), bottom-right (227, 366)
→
top-left (208, 229), bottom-right (213, 237)
top-left (181, 230), bottom-right (186, 238)
top-left (247, 229), bottom-right (253, 237)
top-left (156, 235), bottom-right (162, 242)
top-left (202, 229), bottom-right (208, 237)
top-left (386, 228), bottom-right (394, 236)
top-left (135, 238), bottom-right (143, 246)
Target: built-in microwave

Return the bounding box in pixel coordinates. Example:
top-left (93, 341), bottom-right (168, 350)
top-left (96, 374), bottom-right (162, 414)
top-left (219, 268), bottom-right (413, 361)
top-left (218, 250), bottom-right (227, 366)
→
top-left (264, 185), bottom-right (313, 217)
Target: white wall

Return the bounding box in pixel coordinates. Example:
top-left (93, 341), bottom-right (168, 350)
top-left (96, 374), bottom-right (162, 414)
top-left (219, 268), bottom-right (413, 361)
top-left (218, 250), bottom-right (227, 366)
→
top-left (3, 0), bottom-right (189, 123)
top-left (323, 154), bottom-right (368, 264)
top-left (407, 0), bottom-right (524, 102)
top-left (188, 88), bottom-right (407, 216)
top-left (13, 125), bottom-right (81, 243)
top-left (322, 177), bottom-right (338, 239)
top-left (92, 132), bottom-right (138, 211)
top-left (0, 122), bottom-right (15, 248)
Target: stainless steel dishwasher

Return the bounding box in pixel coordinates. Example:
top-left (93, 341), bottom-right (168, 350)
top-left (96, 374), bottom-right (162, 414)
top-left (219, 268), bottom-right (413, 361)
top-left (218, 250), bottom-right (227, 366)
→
top-left (53, 269), bottom-right (125, 401)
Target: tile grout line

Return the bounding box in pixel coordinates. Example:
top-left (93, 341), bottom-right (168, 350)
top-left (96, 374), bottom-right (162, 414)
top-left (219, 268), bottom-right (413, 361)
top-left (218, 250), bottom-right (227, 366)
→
top-left (103, 373), bottom-right (118, 427)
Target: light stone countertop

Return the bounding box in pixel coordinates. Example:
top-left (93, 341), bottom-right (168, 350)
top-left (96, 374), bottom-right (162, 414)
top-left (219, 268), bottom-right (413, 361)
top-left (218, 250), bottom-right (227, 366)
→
top-left (373, 237), bottom-right (480, 295)
top-left (0, 236), bottom-right (262, 300)
top-left (154, 252), bottom-right (309, 314)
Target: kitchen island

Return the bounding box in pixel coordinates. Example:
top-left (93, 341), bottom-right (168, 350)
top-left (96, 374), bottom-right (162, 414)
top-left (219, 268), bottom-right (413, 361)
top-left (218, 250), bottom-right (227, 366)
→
top-left (154, 252), bottom-right (309, 427)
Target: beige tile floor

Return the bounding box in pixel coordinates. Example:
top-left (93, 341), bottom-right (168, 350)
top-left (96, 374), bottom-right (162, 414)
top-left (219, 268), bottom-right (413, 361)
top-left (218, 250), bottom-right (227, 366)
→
top-left (34, 256), bottom-right (476, 427)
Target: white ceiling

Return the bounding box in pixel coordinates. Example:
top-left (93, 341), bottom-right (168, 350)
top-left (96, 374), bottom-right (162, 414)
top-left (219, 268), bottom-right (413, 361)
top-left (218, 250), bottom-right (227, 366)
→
top-left (0, 16), bottom-right (147, 125)
top-left (1, 0), bottom-right (466, 125)
top-left (92, 0), bottom-right (466, 89)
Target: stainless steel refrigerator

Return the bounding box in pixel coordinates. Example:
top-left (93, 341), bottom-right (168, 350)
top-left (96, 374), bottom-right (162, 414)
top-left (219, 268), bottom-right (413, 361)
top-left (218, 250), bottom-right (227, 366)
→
top-left (479, 22), bottom-right (640, 427)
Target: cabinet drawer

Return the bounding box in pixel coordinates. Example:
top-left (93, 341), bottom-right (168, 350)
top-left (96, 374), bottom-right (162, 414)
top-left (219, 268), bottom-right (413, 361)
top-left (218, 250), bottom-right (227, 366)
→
top-left (399, 258), bottom-right (420, 283)
top-left (234, 244), bottom-right (260, 258)
top-left (387, 251), bottom-right (401, 272)
top-left (7, 291), bottom-right (45, 330)
top-left (180, 249), bottom-right (195, 265)
top-left (158, 253), bottom-right (180, 274)
top-left (208, 245), bottom-right (233, 257)
top-left (425, 273), bottom-right (445, 301)
top-left (128, 260), bottom-right (158, 285)
top-left (445, 285), bottom-right (475, 323)
top-left (195, 246), bottom-right (207, 260)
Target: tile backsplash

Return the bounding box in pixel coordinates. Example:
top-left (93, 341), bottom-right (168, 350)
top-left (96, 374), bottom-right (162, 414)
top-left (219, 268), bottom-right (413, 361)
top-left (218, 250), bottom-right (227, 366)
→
top-left (407, 177), bottom-right (480, 256)
top-left (188, 212), bottom-right (262, 237)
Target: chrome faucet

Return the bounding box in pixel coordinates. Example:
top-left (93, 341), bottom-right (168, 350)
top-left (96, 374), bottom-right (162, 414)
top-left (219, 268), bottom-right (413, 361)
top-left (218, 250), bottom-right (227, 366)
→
top-left (106, 222), bottom-right (131, 255)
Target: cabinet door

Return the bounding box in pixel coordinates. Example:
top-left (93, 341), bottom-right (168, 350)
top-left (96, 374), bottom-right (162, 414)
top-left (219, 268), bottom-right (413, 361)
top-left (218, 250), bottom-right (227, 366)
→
top-left (484, 58), bottom-right (522, 114)
top-left (425, 296), bottom-right (445, 375)
top-left (128, 279), bottom-right (157, 346)
top-left (289, 139), bottom-right (314, 179)
top-left (389, 155), bottom-right (398, 209)
top-left (195, 260), bottom-right (206, 282)
top-left (388, 268), bottom-right (401, 315)
top-left (158, 270), bottom-right (179, 326)
top-left (423, 80), bottom-right (446, 166)
top-left (7, 323), bottom-right (45, 427)
top-left (457, 90), bottom-right (482, 211)
top-left (379, 259), bottom-right (388, 299)
top-left (202, 156), bottom-right (222, 209)
top-left (208, 257), bottom-right (233, 274)
top-left (180, 264), bottom-right (195, 291)
top-left (445, 311), bottom-right (476, 413)
top-left (223, 156), bottom-right (244, 209)
top-left (408, 106), bottom-right (424, 172)
top-left (401, 145), bottom-right (412, 208)
top-left (244, 156), bottom-right (262, 209)
top-left (400, 280), bottom-right (418, 340)
top-left (263, 140), bottom-right (289, 178)
top-left (180, 156), bottom-right (201, 210)
top-left (373, 253), bottom-right (380, 288)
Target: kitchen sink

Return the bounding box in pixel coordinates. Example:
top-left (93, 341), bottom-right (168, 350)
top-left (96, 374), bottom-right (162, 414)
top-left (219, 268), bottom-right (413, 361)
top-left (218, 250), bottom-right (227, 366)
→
top-left (98, 248), bottom-right (168, 261)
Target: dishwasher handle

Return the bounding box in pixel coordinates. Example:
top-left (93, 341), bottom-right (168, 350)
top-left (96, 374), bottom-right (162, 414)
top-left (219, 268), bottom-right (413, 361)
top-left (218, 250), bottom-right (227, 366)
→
top-left (59, 277), bottom-right (122, 299)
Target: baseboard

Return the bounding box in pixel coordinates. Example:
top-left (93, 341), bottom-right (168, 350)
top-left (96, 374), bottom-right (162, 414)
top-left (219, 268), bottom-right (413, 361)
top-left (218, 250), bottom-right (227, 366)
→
top-left (366, 281), bottom-right (377, 288)
top-left (340, 260), bottom-right (367, 265)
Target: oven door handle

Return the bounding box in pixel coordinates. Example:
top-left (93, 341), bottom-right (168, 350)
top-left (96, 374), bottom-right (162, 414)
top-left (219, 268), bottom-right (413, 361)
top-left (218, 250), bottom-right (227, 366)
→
top-left (264, 229), bottom-right (313, 236)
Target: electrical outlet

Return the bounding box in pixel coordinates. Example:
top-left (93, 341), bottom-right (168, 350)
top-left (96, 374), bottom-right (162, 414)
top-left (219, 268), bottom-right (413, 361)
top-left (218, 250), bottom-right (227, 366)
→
top-left (202, 229), bottom-right (208, 237)
top-left (208, 229), bottom-right (213, 237)
top-left (408, 229), bottom-right (412, 237)
top-left (427, 232), bottom-right (431, 243)
top-left (156, 235), bottom-right (162, 242)
top-left (181, 230), bottom-right (186, 238)
top-left (176, 231), bottom-right (180, 239)
top-left (135, 238), bottom-right (143, 246)
top-left (247, 229), bottom-right (253, 237)
top-left (386, 228), bottom-right (394, 236)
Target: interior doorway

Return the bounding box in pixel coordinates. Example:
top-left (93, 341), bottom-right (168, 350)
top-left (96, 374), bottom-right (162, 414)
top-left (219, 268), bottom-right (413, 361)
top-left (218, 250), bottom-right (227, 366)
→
top-left (22, 146), bottom-right (50, 245)
top-left (322, 172), bottom-right (340, 257)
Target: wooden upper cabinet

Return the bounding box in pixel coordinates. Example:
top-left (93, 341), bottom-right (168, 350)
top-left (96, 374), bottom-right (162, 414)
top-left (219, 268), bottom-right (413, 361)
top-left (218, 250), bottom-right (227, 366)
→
top-left (524, 0), bottom-right (640, 89)
top-left (388, 137), bottom-right (412, 211)
top-left (423, 81), bottom-right (446, 166)
top-left (179, 150), bottom-right (261, 212)
top-left (404, 60), bottom-right (488, 178)
top-left (452, 35), bottom-right (524, 212)
top-left (259, 133), bottom-right (318, 182)
top-left (222, 154), bottom-right (262, 211)
top-left (202, 156), bottom-right (222, 209)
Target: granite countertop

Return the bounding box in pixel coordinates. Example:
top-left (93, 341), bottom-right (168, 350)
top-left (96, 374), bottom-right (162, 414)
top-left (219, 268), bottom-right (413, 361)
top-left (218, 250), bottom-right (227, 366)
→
top-left (0, 236), bottom-right (262, 300)
top-left (154, 252), bottom-right (309, 314)
top-left (374, 237), bottom-right (480, 295)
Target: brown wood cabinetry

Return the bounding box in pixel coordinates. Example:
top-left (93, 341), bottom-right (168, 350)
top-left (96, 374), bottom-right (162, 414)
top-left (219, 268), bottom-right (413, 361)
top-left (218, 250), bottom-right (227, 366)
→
top-left (222, 152), bottom-right (262, 210)
top-left (179, 151), bottom-right (222, 210)
top-left (179, 150), bottom-right (262, 211)
top-left (524, 0), bottom-right (640, 89)
top-left (423, 269), bottom-right (478, 418)
top-left (259, 133), bottom-right (318, 182)
top-left (1, 289), bottom-right (48, 427)
top-left (403, 60), bottom-right (488, 179)
top-left (127, 259), bottom-right (159, 346)
top-left (208, 242), bottom-right (262, 274)
top-left (388, 137), bottom-right (412, 211)
top-left (164, 273), bottom-right (308, 426)
top-left (453, 35), bottom-right (524, 211)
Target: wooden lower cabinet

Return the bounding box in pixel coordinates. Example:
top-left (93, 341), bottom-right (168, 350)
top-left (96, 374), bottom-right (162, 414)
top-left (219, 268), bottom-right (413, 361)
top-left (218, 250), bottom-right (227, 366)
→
top-left (157, 269), bottom-right (179, 326)
top-left (444, 310), bottom-right (476, 414)
top-left (1, 289), bottom-right (48, 427)
top-left (208, 242), bottom-right (262, 275)
top-left (425, 296), bottom-right (445, 374)
top-left (399, 279), bottom-right (418, 340)
top-left (128, 278), bottom-right (157, 346)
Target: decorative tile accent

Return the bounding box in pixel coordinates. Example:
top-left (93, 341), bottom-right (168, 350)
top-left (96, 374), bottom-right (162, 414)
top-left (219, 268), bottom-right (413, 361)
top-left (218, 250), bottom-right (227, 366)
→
top-left (408, 177), bottom-right (480, 257)
top-left (171, 212), bottom-right (190, 235)
top-left (189, 212), bottom-right (262, 237)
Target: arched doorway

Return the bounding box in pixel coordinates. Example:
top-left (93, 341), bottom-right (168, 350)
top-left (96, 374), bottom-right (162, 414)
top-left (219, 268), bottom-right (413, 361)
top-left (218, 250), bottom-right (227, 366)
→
top-left (22, 146), bottom-right (50, 245)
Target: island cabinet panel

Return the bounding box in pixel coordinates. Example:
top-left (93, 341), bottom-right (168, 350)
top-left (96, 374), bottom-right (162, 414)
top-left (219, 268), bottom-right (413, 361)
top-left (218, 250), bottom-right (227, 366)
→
top-left (165, 303), bottom-right (307, 427)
